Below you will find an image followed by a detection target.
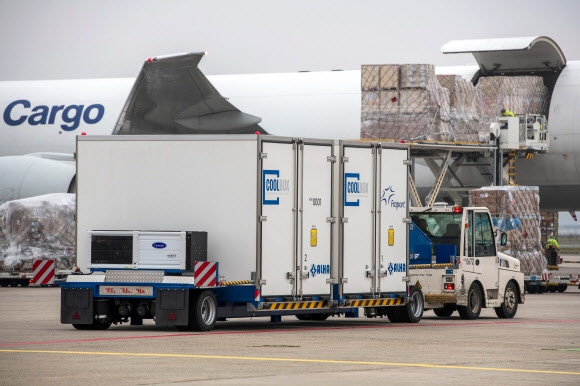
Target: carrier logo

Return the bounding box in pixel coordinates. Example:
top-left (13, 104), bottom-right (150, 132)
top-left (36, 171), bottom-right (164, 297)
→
top-left (263, 169), bottom-right (290, 205)
top-left (310, 263), bottom-right (330, 278)
top-left (381, 186), bottom-right (405, 210)
top-left (152, 242), bottom-right (167, 249)
top-left (344, 173), bottom-right (369, 207)
top-left (387, 262), bottom-right (406, 275)
top-left (3, 99), bottom-right (105, 131)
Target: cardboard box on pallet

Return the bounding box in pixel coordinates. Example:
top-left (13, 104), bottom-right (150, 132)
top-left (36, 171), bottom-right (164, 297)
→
top-left (469, 186), bottom-right (545, 275)
top-left (379, 64), bottom-right (399, 89)
top-left (361, 65), bottom-right (380, 91)
top-left (360, 63), bottom-right (451, 141)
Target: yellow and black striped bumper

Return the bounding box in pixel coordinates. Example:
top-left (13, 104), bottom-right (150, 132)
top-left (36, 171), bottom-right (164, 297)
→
top-left (410, 263), bottom-right (453, 269)
top-left (342, 298), bottom-right (403, 307)
top-left (263, 301), bottom-right (330, 310)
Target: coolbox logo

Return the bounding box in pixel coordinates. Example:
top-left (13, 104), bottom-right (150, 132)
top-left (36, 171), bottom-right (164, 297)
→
top-left (344, 173), bottom-right (369, 207)
top-left (262, 169), bottom-right (290, 205)
top-left (3, 100), bottom-right (105, 131)
top-left (381, 186), bottom-right (405, 210)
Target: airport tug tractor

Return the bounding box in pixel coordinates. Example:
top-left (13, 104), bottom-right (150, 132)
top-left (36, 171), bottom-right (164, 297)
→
top-left (408, 204), bottom-right (524, 319)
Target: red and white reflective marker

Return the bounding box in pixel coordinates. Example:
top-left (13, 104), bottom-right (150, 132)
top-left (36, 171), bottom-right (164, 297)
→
top-left (32, 260), bottom-right (55, 285)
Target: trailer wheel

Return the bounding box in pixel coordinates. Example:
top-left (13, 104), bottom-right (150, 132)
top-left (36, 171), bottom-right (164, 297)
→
top-left (72, 320), bottom-right (111, 330)
top-left (458, 283), bottom-right (482, 320)
top-left (537, 285), bottom-right (546, 294)
top-left (494, 281), bottom-right (518, 319)
top-left (525, 283), bottom-right (538, 294)
top-left (401, 286), bottom-right (424, 323)
top-left (433, 304), bottom-right (456, 317)
top-left (385, 306), bottom-right (403, 323)
top-left (72, 324), bottom-right (91, 330)
top-left (191, 290), bottom-right (217, 331)
top-left (557, 284), bottom-right (567, 293)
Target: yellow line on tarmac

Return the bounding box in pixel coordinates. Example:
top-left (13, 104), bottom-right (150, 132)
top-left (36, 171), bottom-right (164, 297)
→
top-left (0, 349), bottom-right (579, 376)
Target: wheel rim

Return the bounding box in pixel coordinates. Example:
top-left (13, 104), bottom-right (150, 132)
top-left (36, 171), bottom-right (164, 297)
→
top-left (410, 291), bottom-right (423, 318)
top-left (200, 296), bottom-right (217, 325)
top-left (469, 288), bottom-right (480, 313)
top-left (504, 287), bottom-right (516, 312)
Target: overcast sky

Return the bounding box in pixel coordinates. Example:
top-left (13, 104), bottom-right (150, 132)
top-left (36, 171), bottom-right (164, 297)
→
top-left (0, 0), bottom-right (578, 81)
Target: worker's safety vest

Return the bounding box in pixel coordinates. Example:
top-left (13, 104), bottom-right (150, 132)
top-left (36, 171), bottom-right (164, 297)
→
top-left (503, 109), bottom-right (515, 117)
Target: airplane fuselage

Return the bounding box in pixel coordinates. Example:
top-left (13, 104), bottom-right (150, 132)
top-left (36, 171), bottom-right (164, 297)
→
top-left (1, 62), bottom-right (580, 210)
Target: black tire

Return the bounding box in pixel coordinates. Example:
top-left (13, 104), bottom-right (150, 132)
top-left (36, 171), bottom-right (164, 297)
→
top-left (72, 323), bottom-right (91, 330)
top-left (525, 283), bottom-right (538, 294)
top-left (93, 321), bottom-right (112, 330)
top-left (557, 285), bottom-right (567, 293)
top-left (494, 281), bottom-right (518, 319)
top-left (537, 285), bottom-right (546, 294)
top-left (72, 320), bottom-right (111, 330)
top-left (458, 283), bottom-right (482, 320)
top-left (295, 314), bottom-right (312, 321)
top-left (401, 286), bottom-right (424, 323)
top-left (433, 304), bottom-right (456, 317)
top-left (309, 313), bottom-right (331, 321)
top-left (385, 306), bottom-right (404, 323)
top-left (20, 280), bottom-right (30, 287)
top-left (191, 290), bottom-right (217, 331)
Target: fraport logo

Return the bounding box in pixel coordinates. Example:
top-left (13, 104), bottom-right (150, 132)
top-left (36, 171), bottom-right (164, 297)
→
top-left (3, 100), bottom-right (105, 131)
top-left (263, 169), bottom-right (290, 205)
top-left (310, 263), bottom-right (330, 278)
top-left (152, 242), bottom-right (167, 249)
top-left (381, 186), bottom-right (405, 210)
top-left (344, 173), bottom-right (369, 207)
top-left (387, 261), bottom-right (406, 275)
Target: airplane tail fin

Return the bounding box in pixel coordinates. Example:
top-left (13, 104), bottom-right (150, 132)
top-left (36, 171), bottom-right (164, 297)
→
top-left (112, 52), bottom-right (266, 135)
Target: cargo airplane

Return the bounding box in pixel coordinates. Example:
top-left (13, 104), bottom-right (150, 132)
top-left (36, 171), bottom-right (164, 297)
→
top-left (0, 36), bottom-right (578, 214)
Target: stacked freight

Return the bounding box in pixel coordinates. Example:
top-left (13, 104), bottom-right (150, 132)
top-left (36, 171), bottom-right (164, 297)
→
top-left (361, 64), bottom-right (550, 145)
top-left (360, 64), bottom-right (451, 141)
top-left (436, 75), bottom-right (480, 142)
top-left (0, 193), bottom-right (75, 270)
top-left (468, 186), bottom-right (545, 275)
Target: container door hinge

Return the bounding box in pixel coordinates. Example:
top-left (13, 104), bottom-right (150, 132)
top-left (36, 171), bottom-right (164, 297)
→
top-left (326, 217), bottom-right (336, 223)
top-left (259, 216), bottom-right (267, 222)
top-left (403, 159), bottom-right (412, 166)
top-left (260, 152), bottom-right (268, 159)
top-left (327, 156), bottom-right (336, 163)
top-left (341, 217), bottom-right (349, 224)
top-left (326, 278), bottom-right (337, 284)
top-left (342, 156), bottom-right (349, 164)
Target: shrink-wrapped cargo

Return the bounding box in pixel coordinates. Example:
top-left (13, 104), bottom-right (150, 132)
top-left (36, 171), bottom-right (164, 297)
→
top-left (468, 186), bottom-right (544, 274)
top-left (476, 76), bottom-right (550, 141)
top-left (0, 194), bottom-right (76, 270)
top-left (360, 64), bottom-right (451, 141)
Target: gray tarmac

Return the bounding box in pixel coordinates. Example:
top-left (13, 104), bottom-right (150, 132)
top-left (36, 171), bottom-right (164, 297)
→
top-left (1, 259), bottom-right (579, 386)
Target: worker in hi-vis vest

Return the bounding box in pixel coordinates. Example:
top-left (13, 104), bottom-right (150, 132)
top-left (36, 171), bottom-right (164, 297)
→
top-left (501, 108), bottom-right (515, 117)
top-left (546, 233), bottom-right (559, 251)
